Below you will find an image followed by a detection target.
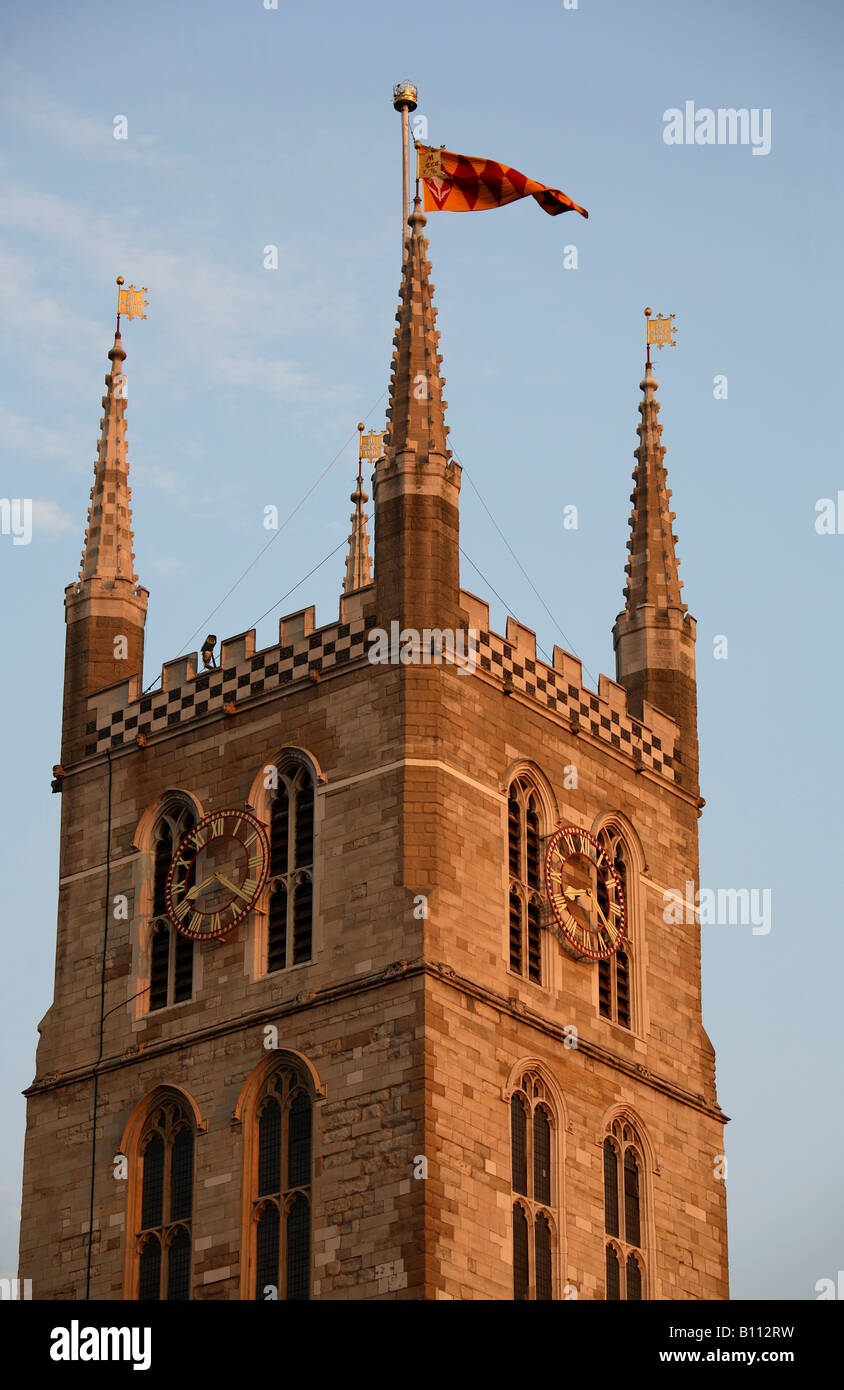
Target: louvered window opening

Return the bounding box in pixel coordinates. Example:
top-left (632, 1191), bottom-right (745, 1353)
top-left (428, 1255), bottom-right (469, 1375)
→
top-left (267, 886), bottom-right (287, 973)
top-left (508, 782), bottom-right (542, 985)
top-left (596, 831), bottom-right (632, 1030)
top-left (149, 809), bottom-right (195, 1011)
top-left (509, 891), bottom-right (522, 974)
top-left (267, 768), bottom-right (315, 974)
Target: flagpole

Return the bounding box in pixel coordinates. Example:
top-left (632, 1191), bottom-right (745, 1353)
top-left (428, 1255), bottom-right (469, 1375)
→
top-left (116, 275), bottom-right (124, 334)
top-left (392, 83), bottom-right (417, 261)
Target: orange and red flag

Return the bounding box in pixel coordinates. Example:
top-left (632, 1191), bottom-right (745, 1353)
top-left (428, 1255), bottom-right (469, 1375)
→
top-left (416, 144), bottom-right (588, 219)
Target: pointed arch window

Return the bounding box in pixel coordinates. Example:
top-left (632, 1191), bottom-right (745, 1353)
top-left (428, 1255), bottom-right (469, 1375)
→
top-left (603, 1118), bottom-right (646, 1299)
top-left (596, 826), bottom-right (633, 1029)
top-left (510, 1072), bottom-right (558, 1299)
top-left (149, 805), bottom-right (195, 1011)
top-left (251, 1065), bottom-right (313, 1300)
top-left (266, 763), bottom-right (315, 973)
top-left (136, 1099), bottom-right (195, 1300)
top-left (507, 780), bottom-right (543, 984)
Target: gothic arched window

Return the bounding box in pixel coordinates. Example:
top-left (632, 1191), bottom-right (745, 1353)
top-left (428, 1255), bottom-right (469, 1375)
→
top-left (507, 780), bottom-right (543, 984)
top-left (266, 763), bottom-right (315, 973)
top-left (510, 1072), bottom-right (558, 1299)
top-left (596, 826), bottom-right (633, 1029)
top-left (136, 1098), bottom-right (195, 1300)
top-left (149, 804), bottom-right (196, 1011)
top-left (251, 1064), bottom-right (313, 1299)
top-left (603, 1118), bottom-right (646, 1299)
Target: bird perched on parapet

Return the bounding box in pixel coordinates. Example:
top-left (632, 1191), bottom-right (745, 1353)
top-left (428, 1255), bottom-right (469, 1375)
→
top-left (201, 634), bottom-right (217, 669)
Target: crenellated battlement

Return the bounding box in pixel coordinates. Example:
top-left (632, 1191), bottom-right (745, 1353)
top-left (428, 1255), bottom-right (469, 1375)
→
top-left (460, 590), bottom-right (679, 780)
top-left (83, 604), bottom-right (369, 758)
top-left (82, 586), bottom-right (679, 781)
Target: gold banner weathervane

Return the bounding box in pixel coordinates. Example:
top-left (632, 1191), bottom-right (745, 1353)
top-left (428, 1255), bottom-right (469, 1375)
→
top-left (116, 276), bottom-right (149, 329)
top-left (644, 307), bottom-right (676, 364)
top-left (359, 429), bottom-right (383, 461)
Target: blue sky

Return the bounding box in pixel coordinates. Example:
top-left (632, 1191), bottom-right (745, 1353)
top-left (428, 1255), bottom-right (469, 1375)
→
top-left (1, 0), bottom-right (842, 1299)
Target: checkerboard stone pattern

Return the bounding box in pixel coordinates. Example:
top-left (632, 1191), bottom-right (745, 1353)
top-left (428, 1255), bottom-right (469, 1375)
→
top-left (85, 608), bottom-right (676, 783)
top-left (473, 627), bottom-right (676, 779)
top-left (86, 618), bottom-right (369, 756)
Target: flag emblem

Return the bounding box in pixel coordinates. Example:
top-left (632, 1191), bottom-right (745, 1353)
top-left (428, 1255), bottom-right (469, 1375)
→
top-left (118, 284), bottom-right (149, 320)
top-left (646, 313), bottom-right (676, 349)
top-left (359, 430), bottom-right (383, 460)
top-left (416, 144), bottom-right (587, 219)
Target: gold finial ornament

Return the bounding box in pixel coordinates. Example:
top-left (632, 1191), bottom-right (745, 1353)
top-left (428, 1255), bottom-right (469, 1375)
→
top-left (393, 82), bottom-right (418, 112)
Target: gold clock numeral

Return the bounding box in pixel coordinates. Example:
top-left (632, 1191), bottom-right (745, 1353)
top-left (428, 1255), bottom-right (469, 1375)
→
top-left (243, 830), bottom-right (259, 849)
top-left (188, 910), bottom-right (203, 936)
top-left (209, 911), bottom-right (222, 935)
top-left (173, 898), bottom-right (191, 921)
top-left (547, 867), bottom-right (562, 885)
top-left (241, 879), bottom-right (258, 899)
top-left (210, 816), bottom-right (225, 839)
top-left (247, 854), bottom-right (262, 872)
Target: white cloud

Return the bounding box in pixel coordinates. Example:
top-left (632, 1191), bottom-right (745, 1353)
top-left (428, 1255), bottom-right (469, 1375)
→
top-left (31, 499), bottom-right (76, 535)
top-left (0, 405), bottom-right (86, 470)
top-left (0, 182), bottom-right (363, 411)
top-left (146, 553), bottom-right (189, 577)
top-left (3, 80), bottom-right (186, 173)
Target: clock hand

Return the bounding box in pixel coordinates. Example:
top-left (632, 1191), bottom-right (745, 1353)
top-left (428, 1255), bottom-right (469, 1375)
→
top-left (214, 872), bottom-right (253, 903)
top-left (186, 874), bottom-right (217, 901)
top-left (585, 892), bottom-right (619, 938)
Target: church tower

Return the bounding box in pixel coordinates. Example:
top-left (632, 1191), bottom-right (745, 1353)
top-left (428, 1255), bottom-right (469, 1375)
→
top-left (19, 208), bottom-right (728, 1301)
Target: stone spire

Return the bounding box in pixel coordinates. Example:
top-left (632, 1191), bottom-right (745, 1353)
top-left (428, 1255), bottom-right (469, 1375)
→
top-left (383, 198), bottom-right (450, 464)
top-left (613, 351), bottom-right (699, 793)
top-left (343, 436), bottom-right (373, 595)
top-left (61, 328), bottom-right (148, 767)
top-left (373, 198), bottom-right (462, 633)
top-left (79, 331), bottom-right (138, 582)
top-left (622, 363), bottom-right (687, 615)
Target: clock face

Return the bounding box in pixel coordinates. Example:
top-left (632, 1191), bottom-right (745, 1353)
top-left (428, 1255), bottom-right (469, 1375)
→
top-left (165, 808), bottom-right (270, 942)
top-left (544, 824), bottom-right (626, 961)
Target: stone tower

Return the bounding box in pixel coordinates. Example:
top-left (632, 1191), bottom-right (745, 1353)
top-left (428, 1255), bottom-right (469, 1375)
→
top-left (19, 210), bottom-right (728, 1300)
